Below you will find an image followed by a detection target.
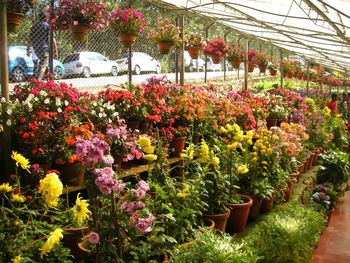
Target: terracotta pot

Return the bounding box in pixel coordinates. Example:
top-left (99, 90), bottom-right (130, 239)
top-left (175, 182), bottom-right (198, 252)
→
top-left (72, 23), bottom-right (90, 41)
top-left (266, 118), bottom-right (278, 128)
top-left (248, 63), bottom-right (256, 73)
top-left (119, 32), bottom-right (137, 48)
top-left (55, 161), bottom-right (85, 186)
top-left (202, 208), bottom-right (230, 233)
top-left (203, 218), bottom-right (215, 230)
top-left (169, 137), bottom-right (186, 157)
top-left (284, 177), bottom-right (297, 202)
top-left (188, 47), bottom-right (201, 59)
top-left (210, 55), bottom-right (221, 64)
top-left (7, 12), bottom-right (25, 34)
top-left (248, 196), bottom-right (263, 221)
top-left (77, 241), bottom-right (91, 259)
top-left (162, 254), bottom-right (169, 263)
top-left (269, 69), bottom-right (277, 76)
top-left (258, 64), bottom-right (267, 74)
top-left (63, 227), bottom-right (90, 260)
top-left (226, 194), bottom-right (253, 234)
top-left (230, 59), bottom-right (241, 69)
top-left (158, 41), bottom-right (173, 54)
top-left (298, 163), bottom-right (305, 177)
top-left (260, 196), bottom-right (274, 213)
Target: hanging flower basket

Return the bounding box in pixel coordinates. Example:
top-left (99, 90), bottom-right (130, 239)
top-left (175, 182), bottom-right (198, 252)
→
top-left (258, 64), bottom-right (267, 74)
top-left (188, 47), bottom-right (201, 59)
top-left (7, 12), bottom-right (25, 34)
top-left (248, 63), bottom-right (256, 73)
top-left (72, 23), bottom-right (91, 41)
top-left (158, 41), bottom-right (173, 55)
top-left (211, 55), bottom-right (221, 64)
top-left (119, 32), bottom-right (138, 48)
top-left (230, 59), bottom-right (241, 69)
top-left (269, 69), bottom-right (277, 76)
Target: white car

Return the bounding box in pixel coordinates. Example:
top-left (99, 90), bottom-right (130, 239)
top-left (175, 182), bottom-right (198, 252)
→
top-left (116, 52), bottom-right (161, 75)
top-left (63, 52), bottom-right (119, 78)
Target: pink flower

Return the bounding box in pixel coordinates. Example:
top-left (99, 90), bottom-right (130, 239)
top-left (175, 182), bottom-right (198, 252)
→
top-left (87, 232), bottom-right (100, 244)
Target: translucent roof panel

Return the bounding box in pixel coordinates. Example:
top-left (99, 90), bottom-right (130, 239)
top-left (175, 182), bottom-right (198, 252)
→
top-left (153, 0), bottom-right (350, 74)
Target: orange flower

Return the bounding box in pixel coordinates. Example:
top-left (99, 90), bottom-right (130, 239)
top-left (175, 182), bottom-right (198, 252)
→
top-left (69, 154), bottom-right (82, 163)
top-left (65, 137), bottom-right (76, 146)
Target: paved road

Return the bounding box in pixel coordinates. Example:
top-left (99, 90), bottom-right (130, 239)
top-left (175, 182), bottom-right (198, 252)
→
top-left (10, 68), bottom-right (270, 93)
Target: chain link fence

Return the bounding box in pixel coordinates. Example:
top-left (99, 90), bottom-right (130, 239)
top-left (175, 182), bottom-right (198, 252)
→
top-left (7, 0), bottom-right (278, 89)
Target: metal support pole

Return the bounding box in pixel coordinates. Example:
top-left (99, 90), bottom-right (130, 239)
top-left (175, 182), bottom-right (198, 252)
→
top-left (279, 50), bottom-right (284, 88)
top-left (204, 22), bottom-right (214, 84)
top-left (224, 30), bottom-right (230, 81)
top-left (128, 47), bottom-right (132, 86)
top-left (179, 15), bottom-right (185, 86)
top-left (49, 0), bottom-right (54, 73)
top-left (306, 61), bottom-right (310, 96)
top-left (175, 17), bottom-right (179, 84)
top-left (243, 39), bottom-right (248, 90)
top-left (0, 1), bottom-right (11, 177)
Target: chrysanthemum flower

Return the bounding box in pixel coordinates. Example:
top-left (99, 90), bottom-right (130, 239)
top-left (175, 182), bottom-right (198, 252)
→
top-left (40, 229), bottom-right (64, 257)
top-left (72, 193), bottom-right (91, 225)
top-left (138, 136), bottom-right (151, 148)
top-left (39, 172), bottom-right (63, 207)
top-left (12, 255), bottom-right (22, 263)
top-left (142, 154), bottom-right (157, 161)
top-left (12, 194), bottom-right (26, 203)
top-left (0, 183), bottom-right (13, 192)
top-left (11, 151), bottom-right (30, 172)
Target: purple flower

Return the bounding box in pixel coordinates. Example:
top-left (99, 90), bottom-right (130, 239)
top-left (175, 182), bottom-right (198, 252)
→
top-left (95, 173), bottom-right (121, 195)
top-left (87, 232), bottom-right (100, 244)
top-left (131, 180), bottom-right (149, 199)
top-left (122, 201), bottom-right (145, 215)
top-left (130, 213), bottom-right (154, 234)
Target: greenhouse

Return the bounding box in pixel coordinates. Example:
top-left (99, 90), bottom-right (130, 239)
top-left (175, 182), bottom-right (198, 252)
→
top-left (0, 0), bottom-right (349, 262)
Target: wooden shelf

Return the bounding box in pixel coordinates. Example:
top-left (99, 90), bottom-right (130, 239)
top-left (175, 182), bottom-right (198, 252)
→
top-left (62, 157), bottom-right (183, 194)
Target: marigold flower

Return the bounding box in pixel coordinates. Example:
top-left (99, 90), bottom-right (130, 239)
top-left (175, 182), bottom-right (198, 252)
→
top-left (72, 193), bottom-right (91, 225)
top-left (40, 229), bottom-right (63, 257)
top-left (39, 172), bottom-right (63, 207)
top-left (237, 164), bottom-right (249, 174)
top-left (11, 151), bottom-right (30, 172)
top-left (12, 194), bottom-right (25, 203)
top-left (142, 154), bottom-right (157, 161)
top-left (0, 183), bottom-right (13, 192)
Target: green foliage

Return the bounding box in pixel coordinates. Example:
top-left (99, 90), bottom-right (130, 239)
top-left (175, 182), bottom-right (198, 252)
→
top-left (244, 204), bottom-right (325, 263)
top-left (317, 149), bottom-right (350, 187)
top-left (170, 229), bottom-right (260, 263)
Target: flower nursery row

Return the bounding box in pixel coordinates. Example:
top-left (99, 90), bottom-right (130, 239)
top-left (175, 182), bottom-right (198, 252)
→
top-left (0, 75), bottom-right (349, 262)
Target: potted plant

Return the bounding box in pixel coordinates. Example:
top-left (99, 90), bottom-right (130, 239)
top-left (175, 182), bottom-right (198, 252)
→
top-left (268, 62), bottom-right (278, 76)
top-left (227, 41), bottom-right (245, 69)
top-left (48, 0), bottom-right (109, 41)
top-left (247, 50), bottom-right (258, 73)
top-left (6, 0), bottom-right (34, 33)
top-left (109, 7), bottom-right (147, 48)
top-left (148, 17), bottom-right (181, 54)
top-left (255, 52), bottom-right (269, 73)
top-left (185, 33), bottom-right (204, 59)
top-left (168, 125), bottom-right (190, 157)
top-left (203, 38), bottom-right (229, 64)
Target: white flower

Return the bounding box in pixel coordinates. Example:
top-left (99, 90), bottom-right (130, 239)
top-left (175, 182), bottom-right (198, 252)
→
top-left (99, 107), bottom-right (104, 112)
top-left (6, 119), bottom-right (12, 126)
top-left (1, 97), bottom-right (5, 103)
top-left (64, 100), bottom-right (69, 106)
top-left (34, 97), bottom-right (39, 102)
top-left (57, 107), bottom-right (62, 113)
top-left (39, 90), bottom-right (47, 96)
top-left (55, 98), bottom-right (62, 106)
top-left (93, 102), bottom-right (97, 107)
top-left (44, 98), bottom-right (50, 104)
top-left (112, 112), bottom-right (119, 117)
top-left (98, 113), bottom-right (103, 118)
top-left (7, 108), bottom-right (12, 115)
top-left (91, 110), bottom-right (96, 115)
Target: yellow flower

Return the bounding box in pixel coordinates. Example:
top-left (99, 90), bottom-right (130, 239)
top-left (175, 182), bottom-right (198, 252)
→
top-left (72, 194), bottom-right (91, 225)
top-left (232, 123), bottom-right (241, 132)
top-left (219, 126), bottom-right (228, 134)
top-left (210, 156), bottom-right (220, 167)
top-left (261, 161), bottom-right (268, 165)
top-left (40, 229), bottom-right (63, 257)
top-left (336, 114), bottom-right (342, 119)
top-left (12, 194), bottom-right (25, 203)
top-left (12, 255), bottom-right (22, 263)
top-left (177, 183), bottom-right (190, 198)
top-left (143, 145), bottom-right (155, 154)
top-left (142, 154), bottom-right (158, 161)
top-left (234, 131), bottom-right (244, 142)
top-left (251, 157), bottom-right (258, 163)
top-left (39, 172), bottom-right (63, 207)
top-left (225, 124), bottom-right (233, 131)
top-left (176, 192), bottom-right (188, 198)
top-left (181, 144), bottom-right (194, 159)
top-left (200, 140), bottom-right (210, 163)
top-left (267, 148), bottom-right (273, 155)
top-left (138, 136), bottom-right (151, 148)
top-left (323, 106), bottom-right (331, 116)
top-left (237, 165), bottom-right (249, 174)
top-left (0, 183), bottom-right (13, 192)
top-left (245, 130), bottom-right (254, 140)
top-left (11, 151), bottom-right (30, 172)
top-left (227, 142), bottom-right (238, 150)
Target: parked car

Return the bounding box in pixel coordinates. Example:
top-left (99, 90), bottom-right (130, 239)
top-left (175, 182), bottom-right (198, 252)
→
top-left (288, 55), bottom-right (305, 66)
top-left (8, 46), bottom-right (65, 82)
top-left (63, 52), bottom-right (119, 78)
top-left (115, 52), bottom-right (161, 75)
top-left (169, 51), bottom-right (205, 72)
